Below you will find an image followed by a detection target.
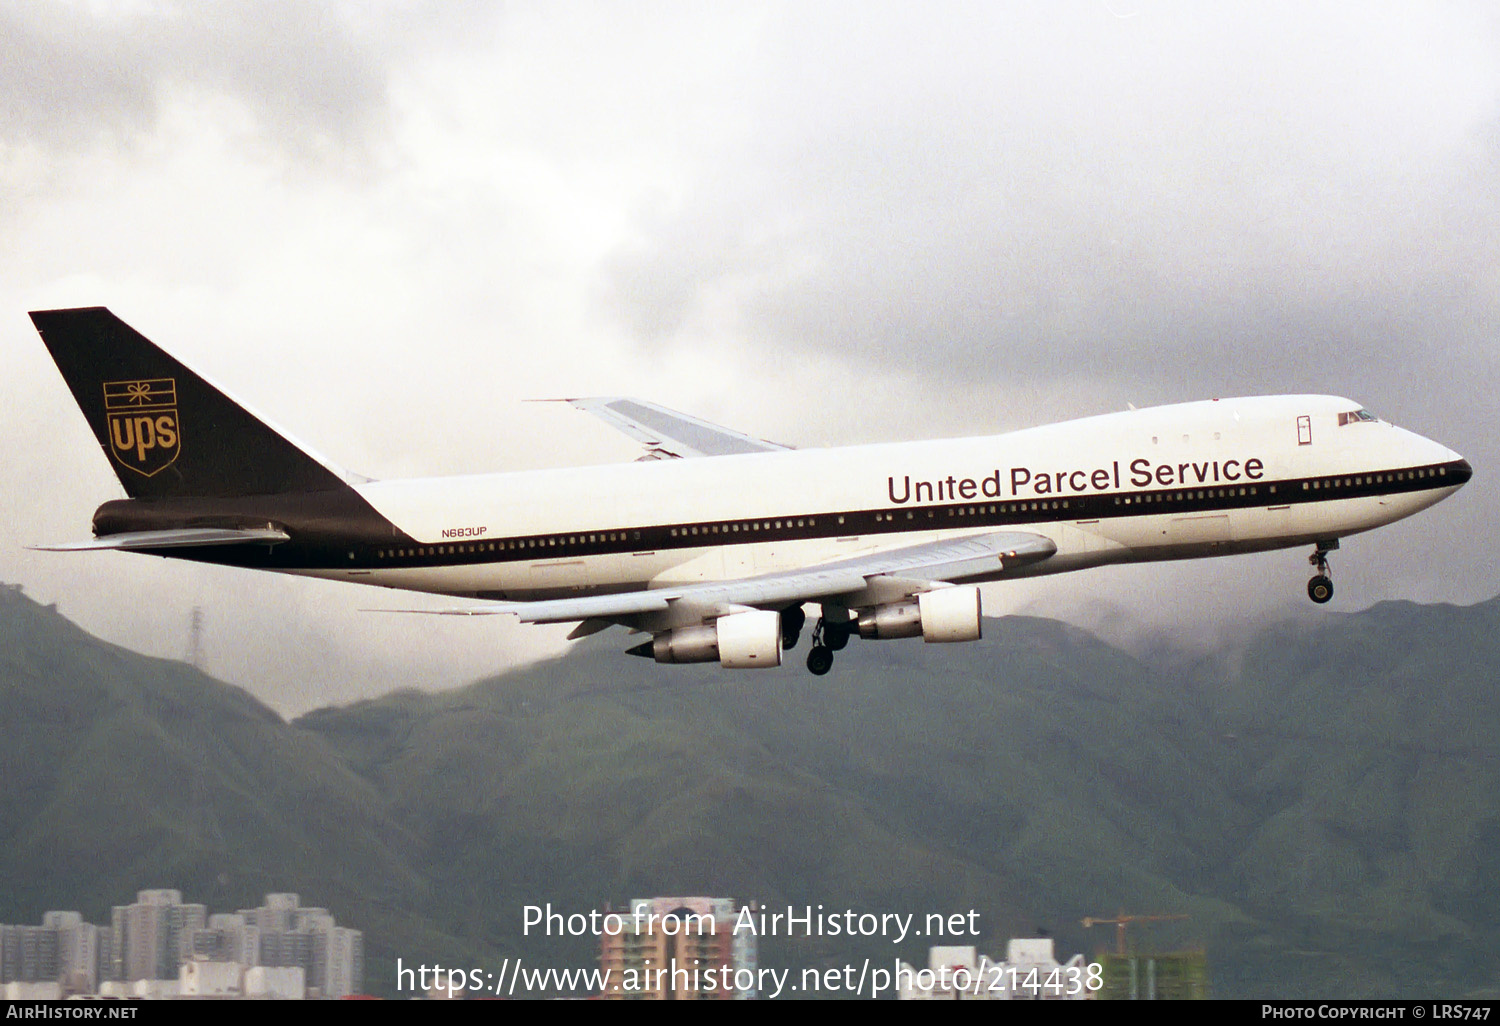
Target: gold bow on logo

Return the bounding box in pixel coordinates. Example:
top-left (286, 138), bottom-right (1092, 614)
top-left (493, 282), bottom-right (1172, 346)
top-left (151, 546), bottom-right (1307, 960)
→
top-left (126, 382), bottom-right (153, 404)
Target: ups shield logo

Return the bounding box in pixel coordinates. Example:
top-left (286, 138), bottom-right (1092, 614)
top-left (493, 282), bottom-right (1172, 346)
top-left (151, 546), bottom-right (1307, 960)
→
top-left (104, 379), bottom-right (181, 477)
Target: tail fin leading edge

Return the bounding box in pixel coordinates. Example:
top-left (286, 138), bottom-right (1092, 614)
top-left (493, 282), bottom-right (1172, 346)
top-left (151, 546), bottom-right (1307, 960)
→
top-left (30, 307), bottom-right (352, 499)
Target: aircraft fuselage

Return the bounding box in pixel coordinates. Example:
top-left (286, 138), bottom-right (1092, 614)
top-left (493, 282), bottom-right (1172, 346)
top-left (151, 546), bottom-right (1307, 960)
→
top-left (115, 393), bottom-right (1465, 602)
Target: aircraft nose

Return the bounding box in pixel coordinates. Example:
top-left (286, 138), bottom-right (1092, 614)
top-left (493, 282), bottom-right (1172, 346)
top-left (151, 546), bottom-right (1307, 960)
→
top-left (1408, 425), bottom-right (1471, 486)
top-left (1404, 425), bottom-right (1471, 488)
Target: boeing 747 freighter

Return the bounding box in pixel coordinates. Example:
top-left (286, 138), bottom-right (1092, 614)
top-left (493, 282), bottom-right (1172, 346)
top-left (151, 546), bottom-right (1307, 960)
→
top-left (29, 308), bottom-right (1471, 674)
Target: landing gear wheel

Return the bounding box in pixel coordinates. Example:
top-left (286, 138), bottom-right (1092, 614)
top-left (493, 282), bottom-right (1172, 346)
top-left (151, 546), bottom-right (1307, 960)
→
top-left (1307, 541), bottom-right (1337, 605)
top-left (823, 620), bottom-right (851, 651)
top-left (1308, 575), bottom-right (1334, 604)
top-left (806, 645), bottom-right (834, 675)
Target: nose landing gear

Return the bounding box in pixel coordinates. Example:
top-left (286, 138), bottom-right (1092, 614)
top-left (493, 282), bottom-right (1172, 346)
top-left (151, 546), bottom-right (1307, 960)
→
top-left (1307, 540), bottom-right (1338, 604)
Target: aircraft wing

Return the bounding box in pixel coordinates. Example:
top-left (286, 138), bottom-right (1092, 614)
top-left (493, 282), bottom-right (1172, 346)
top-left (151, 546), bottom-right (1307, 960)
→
top-left (383, 530), bottom-right (1056, 630)
top-left (556, 397), bottom-right (794, 459)
top-left (31, 527), bottom-right (291, 551)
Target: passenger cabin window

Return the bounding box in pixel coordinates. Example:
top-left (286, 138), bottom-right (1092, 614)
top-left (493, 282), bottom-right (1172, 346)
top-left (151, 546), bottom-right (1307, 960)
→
top-left (1338, 409), bottom-right (1379, 426)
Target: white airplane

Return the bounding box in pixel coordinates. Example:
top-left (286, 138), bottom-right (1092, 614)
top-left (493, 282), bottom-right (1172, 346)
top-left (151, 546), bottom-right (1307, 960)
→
top-left (30, 307), bottom-right (1471, 674)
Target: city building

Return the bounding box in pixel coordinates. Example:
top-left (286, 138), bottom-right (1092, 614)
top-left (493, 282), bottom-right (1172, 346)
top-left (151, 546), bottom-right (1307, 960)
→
top-left (897, 939), bottom-right (1091, 1000)
top-left (239, 894), bottom-right (363, 999)
top-left (1094, 950), bottom-right (1208, 1000)
top-left (43, 911), bottom-right (103, 995)
top-left (600, 896), bottom-right (757, 1000)
top-left (3, 981), bottom-right (62, 1000)
top-left (188, 913), bottom-right (260, 965)
top-left (0, 890), bottom-right (360, 999)
top-left (244, 966), bottom-right (306, 1000)
top-left (110, 889), bottom-right (206, 982)
top-left (179, 959), bottom-right (243, 997)
top-left (0, 926), bottom-right (58, 988)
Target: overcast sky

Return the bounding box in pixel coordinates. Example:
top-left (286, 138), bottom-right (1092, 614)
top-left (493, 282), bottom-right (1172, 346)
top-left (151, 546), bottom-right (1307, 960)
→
top-left (4, 1), bottom-right (1497, 715)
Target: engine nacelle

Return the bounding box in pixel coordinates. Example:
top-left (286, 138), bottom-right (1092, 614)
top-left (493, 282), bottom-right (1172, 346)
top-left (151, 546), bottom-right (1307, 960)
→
top-left (857, 586), bottom-right (982, 643)
top-left (649, 609), bottom-right (782, 668)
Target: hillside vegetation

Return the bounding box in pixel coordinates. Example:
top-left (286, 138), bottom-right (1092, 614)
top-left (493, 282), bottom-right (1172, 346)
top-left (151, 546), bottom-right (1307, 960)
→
top-left (4, 583), bottom-right (1497, 997)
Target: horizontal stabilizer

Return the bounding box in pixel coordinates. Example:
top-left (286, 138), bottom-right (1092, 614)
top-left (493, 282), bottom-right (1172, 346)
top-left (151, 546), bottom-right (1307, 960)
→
top-left (33, 527), bottom-right (291, 552)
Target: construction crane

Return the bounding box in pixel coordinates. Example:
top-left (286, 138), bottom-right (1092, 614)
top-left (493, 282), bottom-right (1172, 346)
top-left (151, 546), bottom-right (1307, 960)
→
top-left (1081, 912), bottom-right (1189, 956)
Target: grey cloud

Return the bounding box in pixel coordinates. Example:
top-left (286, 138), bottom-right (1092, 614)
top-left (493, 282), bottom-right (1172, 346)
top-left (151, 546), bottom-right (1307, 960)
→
top-left (0, 8), bottom-right (159, 146)
top-left (596, 4), bottom-right (1500, 403)
top-left (0, 2), bottom-right (443, 158)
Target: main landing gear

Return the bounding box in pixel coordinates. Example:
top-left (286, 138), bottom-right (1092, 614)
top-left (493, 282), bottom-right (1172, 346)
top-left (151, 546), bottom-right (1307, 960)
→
top-left (1307, 540), bottom-right (1338, 604)
top-left (805, 615), bottom-right (852, 675)
top-left (781, 604), bottom-right (850, 675)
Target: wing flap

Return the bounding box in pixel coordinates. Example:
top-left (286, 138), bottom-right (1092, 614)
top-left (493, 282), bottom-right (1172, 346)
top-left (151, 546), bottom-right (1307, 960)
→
top-left (33, 527), bottom-right (291, 551)
top-left (373, 530), bottom-right (1056, 628)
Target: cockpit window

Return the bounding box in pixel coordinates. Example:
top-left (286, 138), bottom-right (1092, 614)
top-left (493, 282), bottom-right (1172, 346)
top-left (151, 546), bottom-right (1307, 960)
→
top-left (1338, 409), bottom-right (1379, 426)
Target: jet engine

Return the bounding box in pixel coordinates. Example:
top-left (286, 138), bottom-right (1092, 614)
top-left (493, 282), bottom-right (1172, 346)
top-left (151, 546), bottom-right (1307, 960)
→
top-left (638, 609), bottom-right (783, 668)
top-left (856, 585), bottom-right (982, 643)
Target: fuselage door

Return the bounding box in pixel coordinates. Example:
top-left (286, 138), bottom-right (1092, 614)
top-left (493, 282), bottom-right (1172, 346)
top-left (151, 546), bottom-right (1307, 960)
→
top-left (1297, 415), bottom-right (1313, 446)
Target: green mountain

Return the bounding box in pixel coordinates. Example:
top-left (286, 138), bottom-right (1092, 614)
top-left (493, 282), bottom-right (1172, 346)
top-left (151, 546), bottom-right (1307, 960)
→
top-left (0, 585), bottom-right (458, 973)
top-left (3, 580), bottom-right (1499, 998)
top-left (1203, 600), bottom-right (1500, 996)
